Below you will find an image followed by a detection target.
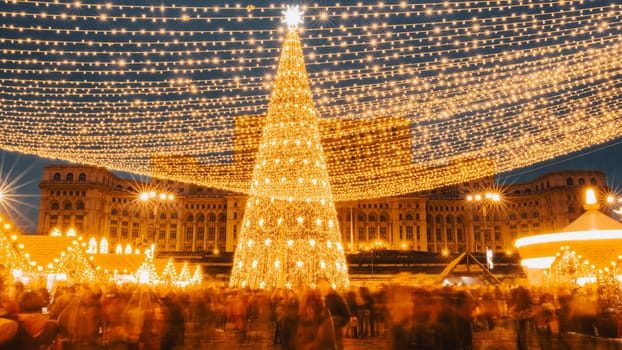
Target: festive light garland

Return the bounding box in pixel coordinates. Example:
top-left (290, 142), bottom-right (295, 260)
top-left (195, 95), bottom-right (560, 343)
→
top-left (1, 0), bottom-right (621, 200)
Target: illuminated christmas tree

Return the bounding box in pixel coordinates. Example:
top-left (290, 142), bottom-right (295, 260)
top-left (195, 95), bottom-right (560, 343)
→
top-left (136, 256), bottom-right (159, 285)
top-left (190, 265), bottom-right (203, 286)
top-left (56, 241), bottom-right (96, 282)
top-left (160, 259), bottom-right (177, 286)
top-left (0, 231), bottom-right (30, 276)
top-left (176, 262), bottom-right (191, 288)
top-left (230, 6), bottom-right (349, 290)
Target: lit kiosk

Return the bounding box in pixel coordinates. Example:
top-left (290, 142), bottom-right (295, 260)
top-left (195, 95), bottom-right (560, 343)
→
top-left (516, 188), bottom-right (622, 285)
top-left (229, 6), bottom-right (349, 290)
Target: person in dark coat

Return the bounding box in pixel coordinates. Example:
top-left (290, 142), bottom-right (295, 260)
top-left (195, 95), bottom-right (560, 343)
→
top-left (161, 293), bottom-right (185, 350)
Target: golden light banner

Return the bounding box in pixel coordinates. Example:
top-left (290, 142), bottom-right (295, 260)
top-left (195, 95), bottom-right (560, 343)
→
top-left (1, 1), bottom-right (621, 200)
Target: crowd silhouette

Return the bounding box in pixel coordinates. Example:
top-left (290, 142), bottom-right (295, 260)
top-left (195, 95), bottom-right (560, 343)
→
top-left (2, 275), bottom-right (622, 350)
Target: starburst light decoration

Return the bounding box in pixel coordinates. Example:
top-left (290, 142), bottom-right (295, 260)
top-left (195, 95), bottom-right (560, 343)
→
top-left (229, 16), bottom-right (349, 290)
top-left (282, 5), bottom-right (304, 28)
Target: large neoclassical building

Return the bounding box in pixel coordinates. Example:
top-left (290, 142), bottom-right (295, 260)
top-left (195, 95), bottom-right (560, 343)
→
top-left (37, 164), bottom-right (611, 256)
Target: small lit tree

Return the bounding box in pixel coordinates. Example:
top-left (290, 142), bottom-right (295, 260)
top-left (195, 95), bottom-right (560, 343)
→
top-left (160, 259), bottom-right (177, 286)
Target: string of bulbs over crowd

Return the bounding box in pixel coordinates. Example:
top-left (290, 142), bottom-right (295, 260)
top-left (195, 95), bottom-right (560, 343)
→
top-left (1, 0), bottom-right (621, 200)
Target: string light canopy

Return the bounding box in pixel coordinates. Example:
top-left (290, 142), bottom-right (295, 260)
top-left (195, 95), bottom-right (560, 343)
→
top-left (229, 15), bottom-right (349, 290)
top-left (1, 1), bottom-right (621, 200)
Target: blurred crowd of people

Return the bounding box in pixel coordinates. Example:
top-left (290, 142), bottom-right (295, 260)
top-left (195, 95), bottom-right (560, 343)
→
top-left (2, 275), bottom-right (622, 350)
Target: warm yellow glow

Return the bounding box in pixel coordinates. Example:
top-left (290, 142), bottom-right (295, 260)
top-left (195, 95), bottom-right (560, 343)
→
top-left (87, 237), bottom-right (97, 254)
top-left (50, 228), bottom-right (62, 237)
top-left (66, 228), bottom-right (77, 237)
top-left (516, 230), bottom-right (622, 248)
top-left (585, 188), bottom-right (597, 206)
top-left (521, 257), bottom-right (556, 269)
top-left (99, 238), bottom-right (109, 254)
top-left (576, 277), bottom-right (597, 286)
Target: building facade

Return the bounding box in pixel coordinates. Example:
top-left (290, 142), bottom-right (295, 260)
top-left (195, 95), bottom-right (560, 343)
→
top-left (38, 165), bottom-right (610, 255)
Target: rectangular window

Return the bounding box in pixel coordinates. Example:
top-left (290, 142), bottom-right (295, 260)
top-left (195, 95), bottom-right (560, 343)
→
top-left (169, 224), bottom-right (177, 239)
top-left (74, 215), bottom-right (84, 232)
top-left (197, 227), bottom-right (205, 241)
top-left (208, 227), bottom-right (216, 241)
top-left (62, 215), bottom-right (71, 228)
top-left (416, 226), bottom-right (421, 241)
top-left (379, 227), bottom-right (387, 240)
top-left (183, 243), bottom-right (193, 252)
top-left (132, 223), bottom-right (139, 238)
top-left (426, 229), bottom-right (432, 242)
top-left (121, 228), bottom-right (128, 238)
top-left (368, 227), bottom-right (375, 240)
top-left (186, 227), bottom-right (194, 241)
top-left (399, 226), bottom-right (403, 240)
top-left (168, 242), bottom-right (176, 250)
top-left (405, 226), bottom-right (413, 240)
top-left (474, 230), bottom-right (481, 242)
top-left (457, 228), bottom-right (464, 242)
top-left (435, 229), bottom-right (442, 241)
top-left (159, 229), bottom-right (166, 240)
top-left (446, 229), bottom-right (453, 241)
top-left (219, 227), bottom-right (226, 242)
top-left (495, 232), bottom-right (501, 241)
top-left (358, 228), bottom-right (365, 241)
top-left (233, 225), bottom-right (237, 239)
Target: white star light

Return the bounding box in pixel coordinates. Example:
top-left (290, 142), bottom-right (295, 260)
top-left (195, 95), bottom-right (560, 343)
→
top-left (282, 5), bottom-right (304, 28)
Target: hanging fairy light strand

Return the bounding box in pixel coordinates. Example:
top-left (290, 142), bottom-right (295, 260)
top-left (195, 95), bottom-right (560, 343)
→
top-left (1, 0), bottom-right (621, 200)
